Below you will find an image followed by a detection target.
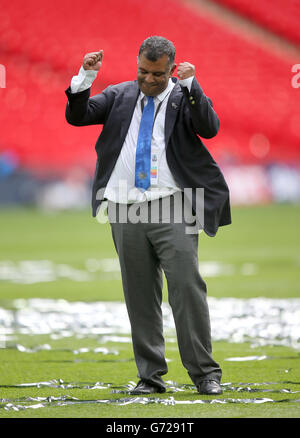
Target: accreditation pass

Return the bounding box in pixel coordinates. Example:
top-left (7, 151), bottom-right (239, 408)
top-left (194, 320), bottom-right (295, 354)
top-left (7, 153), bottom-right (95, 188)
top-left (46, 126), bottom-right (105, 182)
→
top-left (150, 151), bottom-right (159, 186)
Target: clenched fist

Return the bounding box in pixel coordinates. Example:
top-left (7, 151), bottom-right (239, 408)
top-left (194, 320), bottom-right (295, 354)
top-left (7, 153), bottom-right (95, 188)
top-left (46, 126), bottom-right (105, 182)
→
top-left (82, 50), bottom-right (104, 71)
top-left (177, 62), bottom-right (195, 80)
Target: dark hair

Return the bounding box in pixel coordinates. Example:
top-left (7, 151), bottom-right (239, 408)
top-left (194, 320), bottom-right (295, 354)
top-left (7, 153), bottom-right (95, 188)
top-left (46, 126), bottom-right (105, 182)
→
top-left (138, 36), bottom-right (175, 68)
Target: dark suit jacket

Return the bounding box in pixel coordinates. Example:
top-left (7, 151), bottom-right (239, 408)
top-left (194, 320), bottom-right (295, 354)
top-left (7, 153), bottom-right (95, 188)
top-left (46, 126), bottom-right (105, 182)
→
top-left (65, 77), bottom-right (231, 237)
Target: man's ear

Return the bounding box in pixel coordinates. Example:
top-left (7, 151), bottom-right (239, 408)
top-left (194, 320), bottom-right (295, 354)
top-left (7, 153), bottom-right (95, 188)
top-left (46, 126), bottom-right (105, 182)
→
top-left (170, 63), bottom-right (177, 76)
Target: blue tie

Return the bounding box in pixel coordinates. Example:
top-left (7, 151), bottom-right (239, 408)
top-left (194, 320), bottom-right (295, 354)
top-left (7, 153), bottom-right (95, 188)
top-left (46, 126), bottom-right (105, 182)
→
top-left (135, 96), bottom-right (155, 191)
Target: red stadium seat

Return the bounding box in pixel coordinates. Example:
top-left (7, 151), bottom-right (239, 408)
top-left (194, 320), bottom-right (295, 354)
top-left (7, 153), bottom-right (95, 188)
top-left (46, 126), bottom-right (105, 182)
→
top-left (212, 0), bottom-right (300, 45)
top-left (0, 0), bottom-right (299, 174)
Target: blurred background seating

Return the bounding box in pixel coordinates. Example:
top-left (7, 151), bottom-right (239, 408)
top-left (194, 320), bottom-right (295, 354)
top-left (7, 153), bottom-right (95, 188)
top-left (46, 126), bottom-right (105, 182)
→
top-left (0, 0), bottom-right (299, 208)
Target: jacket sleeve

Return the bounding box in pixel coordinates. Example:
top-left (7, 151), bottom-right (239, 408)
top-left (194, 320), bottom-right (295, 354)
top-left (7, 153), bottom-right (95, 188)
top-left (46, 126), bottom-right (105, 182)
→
top-left (181, 77), bottom-right (220, 139)
top-left (65, 85), bottom-right (112, 126)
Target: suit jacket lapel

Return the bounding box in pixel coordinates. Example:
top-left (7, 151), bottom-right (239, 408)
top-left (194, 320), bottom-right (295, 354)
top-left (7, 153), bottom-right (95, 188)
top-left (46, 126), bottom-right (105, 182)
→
top-left (165, 80), bottom-right (183, 147)
top-left (118, 79), bottom-right (183, 149)
top-left (119, 81), bottom-right (140, 143)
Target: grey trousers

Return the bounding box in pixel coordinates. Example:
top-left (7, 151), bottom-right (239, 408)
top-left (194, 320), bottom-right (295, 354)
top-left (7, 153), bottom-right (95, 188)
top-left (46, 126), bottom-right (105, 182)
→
top-left (108, 193), bottom-right (222, 390)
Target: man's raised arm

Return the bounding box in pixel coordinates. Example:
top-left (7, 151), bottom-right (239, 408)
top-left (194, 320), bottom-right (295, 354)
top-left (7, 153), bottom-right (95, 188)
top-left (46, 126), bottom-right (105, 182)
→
top-left (178, 61), bottom-right (220, 139)
top-left (65, 50), bottom-right (108, 126)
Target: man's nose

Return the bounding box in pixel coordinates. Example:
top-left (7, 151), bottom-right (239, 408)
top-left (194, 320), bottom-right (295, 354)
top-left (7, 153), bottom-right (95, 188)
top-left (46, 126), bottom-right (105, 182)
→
top-left (144, 73), bottom-right (155, 83)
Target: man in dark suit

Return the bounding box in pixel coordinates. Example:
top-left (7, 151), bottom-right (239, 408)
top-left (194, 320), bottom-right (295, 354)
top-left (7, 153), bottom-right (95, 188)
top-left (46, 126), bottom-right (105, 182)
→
top-left (65, 36), bottom-right (231, 396)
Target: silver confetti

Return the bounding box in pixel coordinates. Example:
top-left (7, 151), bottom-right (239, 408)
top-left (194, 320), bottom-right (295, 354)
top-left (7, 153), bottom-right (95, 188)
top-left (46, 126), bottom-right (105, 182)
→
top-left (1, 297), bottom-right (300, 349)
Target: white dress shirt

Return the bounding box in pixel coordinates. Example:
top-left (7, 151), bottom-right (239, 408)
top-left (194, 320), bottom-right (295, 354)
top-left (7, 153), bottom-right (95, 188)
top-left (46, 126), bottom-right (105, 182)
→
top-left (71, 66), bottom-right (194, 203)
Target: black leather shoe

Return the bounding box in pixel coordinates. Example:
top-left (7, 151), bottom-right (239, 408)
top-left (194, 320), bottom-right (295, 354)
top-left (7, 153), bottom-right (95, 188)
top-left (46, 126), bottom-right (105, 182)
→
top-left (197, 380), bottom-right (223, 395)
top-left (130, 380), bottom-right (166, 395)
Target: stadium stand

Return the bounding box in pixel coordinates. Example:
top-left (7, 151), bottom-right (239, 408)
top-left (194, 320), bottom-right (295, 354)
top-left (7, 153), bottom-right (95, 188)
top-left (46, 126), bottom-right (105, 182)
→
top-left (211, 0), bottom-right (300, 46)
top-left (0, 0), bottom-right (299, 177)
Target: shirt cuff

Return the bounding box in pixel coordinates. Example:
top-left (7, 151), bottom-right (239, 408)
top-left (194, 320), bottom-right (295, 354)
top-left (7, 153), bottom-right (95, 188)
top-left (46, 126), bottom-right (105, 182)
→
top-left (70, 66), bottom-right (98, 93)
top-left (178, 76), bottom-right (194, 92)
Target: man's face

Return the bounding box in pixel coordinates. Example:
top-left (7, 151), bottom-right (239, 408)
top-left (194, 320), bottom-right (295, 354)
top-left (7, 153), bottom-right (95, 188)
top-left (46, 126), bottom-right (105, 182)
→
top-left (137, 53), bottom-right (176, 97)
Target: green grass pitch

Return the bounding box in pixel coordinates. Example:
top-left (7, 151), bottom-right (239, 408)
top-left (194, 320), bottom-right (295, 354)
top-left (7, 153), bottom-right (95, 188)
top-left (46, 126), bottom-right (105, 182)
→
top-left (0, 204), bottom-right (300, 418)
